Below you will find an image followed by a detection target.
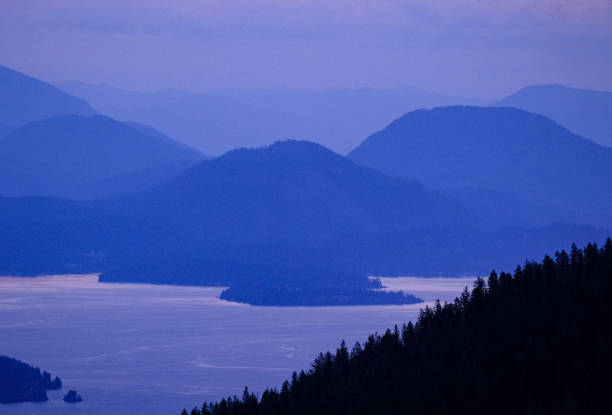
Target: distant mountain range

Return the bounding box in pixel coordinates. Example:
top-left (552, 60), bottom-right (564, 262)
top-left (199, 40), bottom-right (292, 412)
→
top-left (0, 65), bottom-right (95, 128)
top-left (349, 106), bottom-right (612, 228)
top-left (496, 84), bottom-right (612, 147)
top-left (0, 64), bottom-right (208, 199)
top-left (1, 64), bottom-right (610, 305)
top-left (0, 115), bottom-right (206, 199)
top-left (0, 140), bottom-right (471, 278)
top-left (1, 140), bottom-right (608, 305)
top-left (57, 81), bottom-right (485, 155)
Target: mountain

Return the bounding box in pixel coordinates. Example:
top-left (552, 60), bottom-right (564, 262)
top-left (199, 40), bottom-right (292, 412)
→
top-left (57, 81), bottom-right (484, 155)
top-left (121, 140), bottom-right (472, 233)
top-left (0, 140), bottom-right (472, 304)
top-left (0, 65), bottom-right (96, 127)
top-left (496, 84), bottom-right (612, 147)
top-left (348, 106), bottom-right (612, 227)
top-left (0, 115), bottom-right (206, 199)
top-left (0, 140), bottom-right (608, 305)
top-left (97, 140), bottom-right (476, 287)
top-left (180, 240), bottom-right (612, 415)
top-left (0, 355), bottom-right (62, 404)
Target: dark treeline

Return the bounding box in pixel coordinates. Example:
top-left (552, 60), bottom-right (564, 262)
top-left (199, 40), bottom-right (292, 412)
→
top-left (181, 240), bottom-right (612, 415)
top-left (0, 355), bottom-right (62, 403)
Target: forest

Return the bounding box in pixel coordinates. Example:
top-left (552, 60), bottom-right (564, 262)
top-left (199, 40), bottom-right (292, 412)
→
top-left (181, 239), bottom-right (612, 415)
top-left (0, 355), bottom-right (62, 403)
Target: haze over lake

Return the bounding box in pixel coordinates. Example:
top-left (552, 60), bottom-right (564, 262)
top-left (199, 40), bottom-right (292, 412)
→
top-left (0, 274), bottom-right (476, 415)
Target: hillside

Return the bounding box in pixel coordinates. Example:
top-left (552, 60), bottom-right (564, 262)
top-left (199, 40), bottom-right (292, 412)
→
top-left (125, 121), bottom-right (206, 155)
top-left (96, 140), bottom-right (477, 291)
top-left (120, 140), bottom-right (472, 234)
top-left (348, 106), bottom-right (612, 227)
top-left (1, 140), bottom-right (609, 305)
top-left (0, 355), bottom-right (62, 404)
top-left (180, 240), bottom-right (612, 415)
top-left (0, 115), bottom-right (206, 199)
top-left (0, 65), bottom-right (95, 126)
top-left (57, 81), bottom-right (484, 155)
top-left (496, 84), bottom-right (612, 147)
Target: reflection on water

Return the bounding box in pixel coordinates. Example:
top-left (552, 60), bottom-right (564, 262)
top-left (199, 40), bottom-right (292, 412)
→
top-left (377, 276), bottom-right (478, 300)
top-left (0, 274), bottom-right (476, 415)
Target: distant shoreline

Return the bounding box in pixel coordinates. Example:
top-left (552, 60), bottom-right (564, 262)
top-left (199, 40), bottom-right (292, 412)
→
top-left (0, 274), bottom-right (478, 307)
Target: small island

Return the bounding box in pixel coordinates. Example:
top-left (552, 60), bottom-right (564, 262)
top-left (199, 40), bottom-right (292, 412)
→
top-left (219, 280), bottom-right (423, 306)
top-left (63, 390), bottom-right (83, 403)
top-left (0, 355), bottom-right (62, 404)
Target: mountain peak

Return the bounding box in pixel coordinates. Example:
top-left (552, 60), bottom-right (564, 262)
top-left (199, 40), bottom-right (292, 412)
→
top-left (508, 83), bottom-right (611, 96)
top-left (0, 64), bottom-right (96, 127)
top-left (495, 84), bottom-right (612, 147)
top-left (222, 139), bottom-right (339, 161)
top-left (0, 114), bottom-right (204, 199)
top-left (348, 105), bottom-right (612, 227)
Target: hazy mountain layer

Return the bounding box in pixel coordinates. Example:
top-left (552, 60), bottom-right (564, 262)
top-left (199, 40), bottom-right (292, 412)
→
top-left (0, 141), bottom-right (608, 305)
top-left (57, 81), bottom-right (484, 155)
top-left (0, 115), bottom-right (206, 199)
top-left (0, 65), bottom-right (96, 126)
top-left (496, 84), bottom-right (612, 147)
top-left (349, 106), bottom-right (612, 227)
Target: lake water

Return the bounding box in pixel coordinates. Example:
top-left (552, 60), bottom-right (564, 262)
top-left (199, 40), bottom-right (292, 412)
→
top-left (0, 274), bottom-right (477, 415)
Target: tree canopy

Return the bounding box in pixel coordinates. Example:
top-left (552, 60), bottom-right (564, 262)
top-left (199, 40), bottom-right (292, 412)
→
top-left (182, 239), bottom-right (612, 415)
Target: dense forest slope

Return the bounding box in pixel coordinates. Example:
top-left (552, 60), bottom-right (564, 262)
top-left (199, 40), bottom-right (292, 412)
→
top-left (0, 64), bottom-right (95, 127)
top-left (181, 239), bottom-right (612, 415)
top-left (496, 84), bottom-right (612, 147)
top-left (0, 356), bottom-right (62, 404)
top-left (0, 115), bottom-right (205, 199)
top-left (349, 106), bottom-right (612, 227)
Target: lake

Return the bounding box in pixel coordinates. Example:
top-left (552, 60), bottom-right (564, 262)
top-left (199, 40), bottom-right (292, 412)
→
top-left (0, 274), bottom-right (477, 415)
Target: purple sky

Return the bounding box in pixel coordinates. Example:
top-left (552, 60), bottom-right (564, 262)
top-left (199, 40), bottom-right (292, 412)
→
top-left (1, 0), bottom-right (611, 98)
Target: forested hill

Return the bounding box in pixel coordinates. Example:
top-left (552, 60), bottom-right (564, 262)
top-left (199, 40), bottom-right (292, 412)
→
top-left (0, 356), bottom-right (62, 403)
top-left (181, 239), bottom-right (612, 415)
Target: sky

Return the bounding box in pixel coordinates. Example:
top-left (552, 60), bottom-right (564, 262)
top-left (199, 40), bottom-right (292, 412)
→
top-left (1, 0), bottom-right (611, 99)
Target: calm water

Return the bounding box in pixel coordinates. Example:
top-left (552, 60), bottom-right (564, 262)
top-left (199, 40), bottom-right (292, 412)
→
top-left (0, 274), bottom-right (477, 415)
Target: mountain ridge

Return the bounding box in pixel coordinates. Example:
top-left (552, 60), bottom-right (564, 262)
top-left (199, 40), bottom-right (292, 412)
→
top-left (0, 64), bottom-right (96, 126)
top-left (348, 105), bottom-right (612, 228)
top-left (1, 140), bottom-right (609, 305)
top-left (0, 114), bottom-right (206, 199)
top-left (495, 84), bottom-right (612, 147)
top-left (56, 81), bottom-right (485, 154)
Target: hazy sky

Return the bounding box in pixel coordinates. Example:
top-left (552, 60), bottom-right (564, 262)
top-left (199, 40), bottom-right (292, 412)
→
top-left (1, 0), bottom-right (611, 98)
